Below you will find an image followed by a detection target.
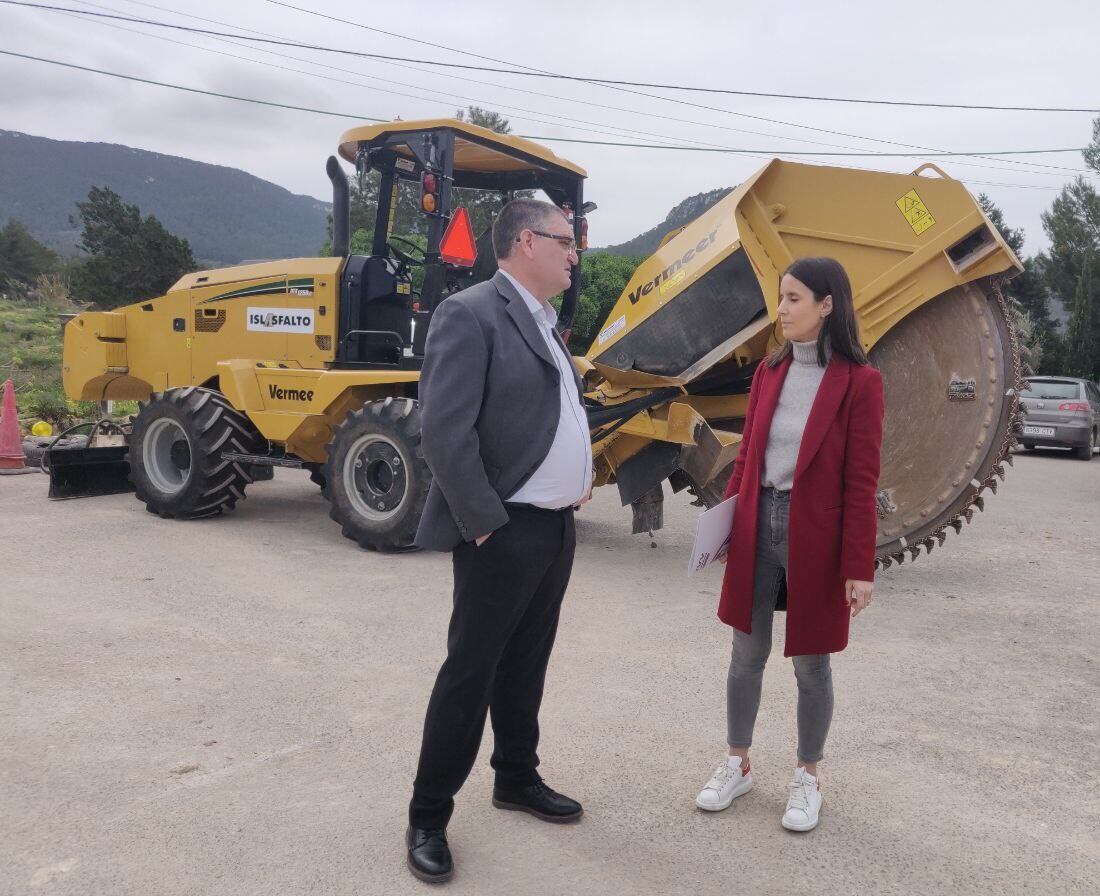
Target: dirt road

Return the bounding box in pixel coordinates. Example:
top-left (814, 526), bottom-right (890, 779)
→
top-left (2, 448), bottom-right (1097, 895)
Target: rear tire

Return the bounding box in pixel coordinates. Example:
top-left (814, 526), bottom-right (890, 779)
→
top-left (130, 387), bottom-right (264, 519)
top-left (303, 462), bottom-right (328, 497)
top-left (1075, 429), bottom-right (1095, 461)
top-left (323, 397), bottom-right (430, 551)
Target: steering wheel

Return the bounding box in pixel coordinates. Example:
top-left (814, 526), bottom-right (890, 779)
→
top-left (387, 236), bottom-right (427, 268)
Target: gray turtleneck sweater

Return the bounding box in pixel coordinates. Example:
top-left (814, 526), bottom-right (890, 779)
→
top-left (761, 340), bottom-right (830, 491)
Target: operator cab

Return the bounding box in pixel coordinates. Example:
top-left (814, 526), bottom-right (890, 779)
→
top-left (328, 118), bottom-right (590, 369)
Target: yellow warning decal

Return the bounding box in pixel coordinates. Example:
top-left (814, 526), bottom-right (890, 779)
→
top-left (896, 189), bottom-right (935, 235)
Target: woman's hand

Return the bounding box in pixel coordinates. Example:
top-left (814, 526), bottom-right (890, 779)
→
top-left (845, 579), bottom-right (873, 617)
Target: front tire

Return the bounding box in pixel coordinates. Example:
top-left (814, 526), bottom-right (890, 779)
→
top-left (323, 397), bottom-right (430, 551)
top-left (130, 387), bottom-right (264, 519)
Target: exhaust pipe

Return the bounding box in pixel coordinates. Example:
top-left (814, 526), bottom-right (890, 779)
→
top-left (326, 155), bottom-right (350, 257)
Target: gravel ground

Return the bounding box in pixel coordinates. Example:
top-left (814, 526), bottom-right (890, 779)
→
top-left (2, 446), bottom-right (1097, 895)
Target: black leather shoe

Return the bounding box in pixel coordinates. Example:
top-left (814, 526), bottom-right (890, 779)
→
top-left (492, 779), bottom-right (583, 822)
top-left (406, 826), bottom-right (453, 883)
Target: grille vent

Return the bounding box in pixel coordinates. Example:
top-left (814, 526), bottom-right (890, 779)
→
top-left (194, 309), bottom-right (226, 333)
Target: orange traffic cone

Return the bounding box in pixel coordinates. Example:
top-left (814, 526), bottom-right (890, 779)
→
top-left (0, 378), bottom-right (32, 473)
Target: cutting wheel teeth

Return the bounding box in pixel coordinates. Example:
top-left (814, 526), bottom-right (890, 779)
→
top-left (870, 279), bottom-right (1020, 575)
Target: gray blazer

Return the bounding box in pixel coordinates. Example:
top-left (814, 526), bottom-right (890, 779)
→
top-left (414, 271), bottom-right (585, 552)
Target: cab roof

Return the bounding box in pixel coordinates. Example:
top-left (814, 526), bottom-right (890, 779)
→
top-left (337, 118), bottom-right (586, 179)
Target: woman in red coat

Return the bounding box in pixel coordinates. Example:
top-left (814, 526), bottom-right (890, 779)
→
top-left (694, 257), bottom-right (884, 832)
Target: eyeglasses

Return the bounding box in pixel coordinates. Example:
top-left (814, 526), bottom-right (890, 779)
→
top-left (519, 229), bottom-right (577, 253)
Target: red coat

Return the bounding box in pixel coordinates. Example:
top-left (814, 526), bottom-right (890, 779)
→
top-left (718, 353), bottom-right (884, 657)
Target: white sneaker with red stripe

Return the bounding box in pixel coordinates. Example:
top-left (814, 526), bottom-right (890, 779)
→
top-left (695, 758), bottom-right (753, 811)
top-left (781, 767), bottom-right (822, 831)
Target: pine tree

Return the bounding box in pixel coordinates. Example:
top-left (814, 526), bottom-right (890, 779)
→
top-left (1063, 250), bottom-right (1100, 380)
top-left (69, 187), bottom-right (195, 308)
top-left (1039, 177), bottom-right (1100, 309)
top-left (978, 194), bottom-right (1050, 328)
top-left (0, 220), bottom-right (57, 295)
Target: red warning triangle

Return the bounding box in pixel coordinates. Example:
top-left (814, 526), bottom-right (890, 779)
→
top-left (439, 206), bottom-right (477, 267)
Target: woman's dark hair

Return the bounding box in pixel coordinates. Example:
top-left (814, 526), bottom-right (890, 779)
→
top-left (767, 256), bottom-right (869, 368)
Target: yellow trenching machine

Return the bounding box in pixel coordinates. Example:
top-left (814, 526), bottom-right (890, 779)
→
top-left (582, 161), bottom-right (1024, 567)
top-left (61, 120), bottom-right (1023, 566)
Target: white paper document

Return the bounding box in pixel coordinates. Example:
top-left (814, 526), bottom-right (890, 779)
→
top-left (688, 495), bottom-right (737, 575)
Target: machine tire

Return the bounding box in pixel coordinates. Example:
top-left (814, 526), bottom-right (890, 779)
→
top-left (130, 387), bottom-right (265, 519)
top-left (1074, 429), bottom-right (1095, 461)
top-left (323, 397), bottom-right (430, 551)
top-left (303, 462), bottom-right (329, 496)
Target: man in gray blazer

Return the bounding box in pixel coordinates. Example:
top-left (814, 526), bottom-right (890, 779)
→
top-left (406, 199), bottom-right (593, 883)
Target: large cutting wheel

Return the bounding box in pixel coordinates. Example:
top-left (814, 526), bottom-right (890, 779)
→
top-left (869, 279), bottom-right (1022, 565)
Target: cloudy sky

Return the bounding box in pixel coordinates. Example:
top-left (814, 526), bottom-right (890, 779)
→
top-left (2, 0), bottom-right (1098, 253)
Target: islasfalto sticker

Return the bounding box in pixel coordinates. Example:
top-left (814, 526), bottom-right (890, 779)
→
top-left (598, 314), bottom-right (626, 345)
top-left (246, 307), bottom-right (315, 334)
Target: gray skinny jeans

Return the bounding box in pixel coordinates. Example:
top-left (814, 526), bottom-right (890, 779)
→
top-left (726, 487), bottom-right (834, 764)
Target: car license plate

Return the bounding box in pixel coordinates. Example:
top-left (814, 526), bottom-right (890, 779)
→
top-left (1022, 425), bottom-right (1055, 437)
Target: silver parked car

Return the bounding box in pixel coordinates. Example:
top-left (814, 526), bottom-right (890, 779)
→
top-left (1017, 376), bottom-right (1100, 460)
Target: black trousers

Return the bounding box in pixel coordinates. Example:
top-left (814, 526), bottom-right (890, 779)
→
top-left (409, 505), bottom-right (577, 830)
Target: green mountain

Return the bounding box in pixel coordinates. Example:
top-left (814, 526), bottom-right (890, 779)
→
top-left (600, 187), bottom-right (733, 257)
top-left (0, 130), bottom-right (330, 264)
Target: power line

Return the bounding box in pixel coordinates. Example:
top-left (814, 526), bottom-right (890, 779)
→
top-left (69, 0), bottom-right (1073, 181)
top-left (99, 0), bottom-right (887, 159)
top-left (5, 0), bottom-right (1097, 122)
top-left (58, 0), bottom-right (697, 150)
top-left (7, 0), bottom-right (1088, 177)
top-left (0, 48), bottom-right (1079, 195)
top-left (0, 48), bottom-right (385, 120)
top-left (260, 0), bottom-right (1099, 114)
top-left (0, 49), bottom-right (1085, 167)
top-left (63, 3), bottom-right (1080, 192)
top-left (261, 0), bottom-right (1091, 179)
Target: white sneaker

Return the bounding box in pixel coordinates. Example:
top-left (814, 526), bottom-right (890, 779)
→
top-left (695, 758), bottom-right (753, 811)
top-left (781, 767), bottom-right (822, 831)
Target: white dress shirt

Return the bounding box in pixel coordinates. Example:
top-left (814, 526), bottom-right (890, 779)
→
top-left (499, 270), bottom-right (593, 509)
